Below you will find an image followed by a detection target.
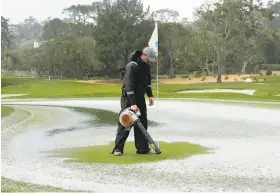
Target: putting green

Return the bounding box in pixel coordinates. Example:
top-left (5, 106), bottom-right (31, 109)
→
top-left (52, 141), bottom-right (208, 164)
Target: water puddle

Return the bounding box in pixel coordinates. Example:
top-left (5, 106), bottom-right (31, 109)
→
top-left (2, 99), bottom-right (280, 192)
top-left (70, 106), bottom-right (162, 127)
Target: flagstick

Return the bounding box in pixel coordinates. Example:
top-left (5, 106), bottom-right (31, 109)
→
top-left (148, 21), bottom-right (160, 148)
top-left (156, 56), bottom-right (159, 112)
top-left (156, 23), bottom-right (160, 148)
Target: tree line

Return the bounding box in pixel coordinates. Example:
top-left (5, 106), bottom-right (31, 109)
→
top-left (1, 0), bottom-right (280, 82)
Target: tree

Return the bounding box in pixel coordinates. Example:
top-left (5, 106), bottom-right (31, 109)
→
top-left (42, 18), bottom-right (70, 40)
top-left (93, 0), bottom-right (154, 76)
top-left (190, 30), bottom-right (217, 75)
top-left (195, 0), bottom-right (270, 81)
top-left (1, 16), bottom-right (14, 68)
top-left (63, 4), bottom-right (95, 36)
top-left (268, 1), bottom-right (280, 29)
top-left (154, 9), bottom-right (179, 23)
top-left (158, 22), bottom-right (193, 77)
top-left (264, 1), bottom-right (280, 64)
top-left (196, 2), bottom-right (230, 82)
top-left (75, 37), bottom-right (102, 78)
top-left (1, 17), bottom-right (13, 51)
top-left (11, 16), bottom-right (42, 44)
top-left (4, 0), bottom-right (280, 80)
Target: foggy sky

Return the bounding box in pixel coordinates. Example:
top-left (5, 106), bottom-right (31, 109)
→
top-left (1, 0), bottom-right (272, 24)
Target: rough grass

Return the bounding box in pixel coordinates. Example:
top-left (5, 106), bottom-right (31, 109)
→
top-left (1, 106), bottom-right (14, 118)
top-left (1, 177), bottom-right (75, 192)
top-left (1, 76), bottom-right (280, 101)
top-left (52, 141), bottom-right (208, 164)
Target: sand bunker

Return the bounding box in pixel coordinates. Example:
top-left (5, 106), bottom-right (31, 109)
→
top-left (178, 89), bottom-right (256, 95)
top-left (160, 74), bottom-right (260, 84)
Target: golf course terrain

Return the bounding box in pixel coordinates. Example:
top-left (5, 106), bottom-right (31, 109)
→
top-left (1, 105), bottom-right (14, 118)
top-left (2, 75), bottom-right (280, 101)
top-left (1, 75), bottom-right (280, 192)
top-left (1, 177), bottom-right (74, 192)
top-left (2, 0), bottom-right (280, 190)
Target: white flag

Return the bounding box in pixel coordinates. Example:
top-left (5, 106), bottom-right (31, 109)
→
top-left (148, 22), bottom-right (158, 56)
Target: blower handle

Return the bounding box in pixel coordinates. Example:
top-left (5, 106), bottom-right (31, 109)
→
top-left (129, 107), bottom-right (141, 117)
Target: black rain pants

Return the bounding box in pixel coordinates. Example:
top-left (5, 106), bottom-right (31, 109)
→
top-left (112, 87), bottom-right (150, 154)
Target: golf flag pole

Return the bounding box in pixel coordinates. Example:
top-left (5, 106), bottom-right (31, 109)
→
top-left (148, 22), bottom-right (159, 112)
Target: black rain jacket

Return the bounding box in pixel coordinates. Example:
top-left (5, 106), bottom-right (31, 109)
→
top-left (122, 51), bottom-right (153, 105)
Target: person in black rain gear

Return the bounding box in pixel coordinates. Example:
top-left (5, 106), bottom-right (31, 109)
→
top-left (112, 47), bottom-right (157, 156)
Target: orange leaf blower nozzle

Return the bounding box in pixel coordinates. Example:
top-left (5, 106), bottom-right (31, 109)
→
top-left (119, 108), bottom-right (140, 127)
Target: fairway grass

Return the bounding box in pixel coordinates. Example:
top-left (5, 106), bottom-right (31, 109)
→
top-left (1, 77), bottom-right (120, 98)
top-left (1, 105), bottom-right (14, 118)
top-left (52, 141), bottom-right (208, 164)
top-left (1, 177), bottom-right (75, 192)
top-left (1, 76), bottom-right (280, 101)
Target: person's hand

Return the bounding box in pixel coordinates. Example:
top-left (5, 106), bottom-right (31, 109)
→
top-left (149, 97), bottom-right (154, 106)
top-left (130, 105), bottom-right (139, 112)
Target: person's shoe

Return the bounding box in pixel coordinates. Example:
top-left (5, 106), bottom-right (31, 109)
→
top-left (113, 150), bottom-right (122, 156)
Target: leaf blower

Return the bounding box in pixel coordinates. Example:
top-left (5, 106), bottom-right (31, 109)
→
top-left (117, 107), bottom-right (161, 154)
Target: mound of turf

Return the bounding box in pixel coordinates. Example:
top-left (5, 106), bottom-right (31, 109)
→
top-left (1, 106), bottom-right (14, 118)
top-left (52, 141), bottom-right (208, 164)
